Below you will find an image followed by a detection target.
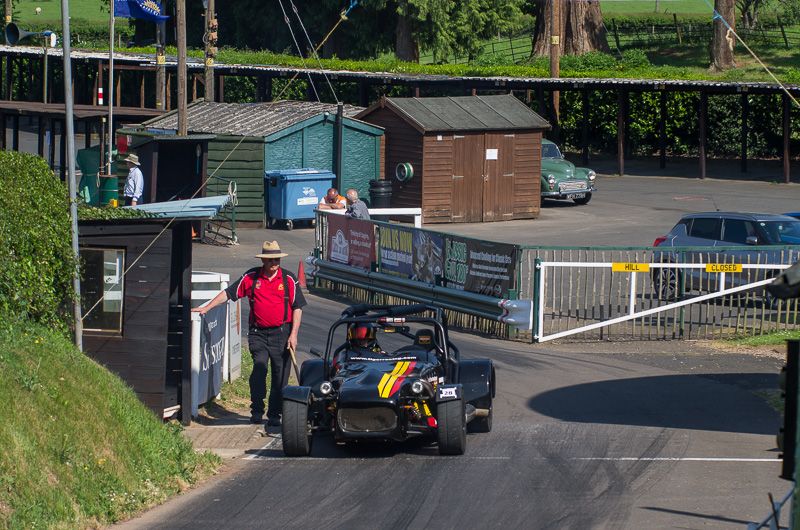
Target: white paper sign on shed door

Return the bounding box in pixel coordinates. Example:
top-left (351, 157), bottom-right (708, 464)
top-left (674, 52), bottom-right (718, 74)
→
top-left (486, 149), bottom-right (498, 160)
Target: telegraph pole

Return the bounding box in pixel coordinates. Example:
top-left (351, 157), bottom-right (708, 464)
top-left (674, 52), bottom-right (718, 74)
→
top-left (60, 0), bottom-right (82, 350)
top-left (156, 22), bottom-right (166, 110)
top-left (4, 0), bottom-right (11, 98)
top-left (549, 0), bottom-right (561, 141)
top-left (177, 0), bottom-right (187, 134)
top-left (204, 0), bottom-right (216, 102)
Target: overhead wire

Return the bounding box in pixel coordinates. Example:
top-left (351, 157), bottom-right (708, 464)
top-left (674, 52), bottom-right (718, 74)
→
top-left (699, 0), bottom-right (800, 108)
top-left (289, 0), bottom-right (340, 103)
top-left (278, 0), bottom-right (321, 102)
top-left (82, 0), bottom-right (358, 322)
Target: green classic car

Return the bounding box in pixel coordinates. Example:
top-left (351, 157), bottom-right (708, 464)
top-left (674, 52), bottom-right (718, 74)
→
top-left (541, 139), bottom-right (596, 205)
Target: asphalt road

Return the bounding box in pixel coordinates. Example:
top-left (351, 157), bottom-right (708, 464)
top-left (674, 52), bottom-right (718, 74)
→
top-left (113, 169), bottom-right (798, 529)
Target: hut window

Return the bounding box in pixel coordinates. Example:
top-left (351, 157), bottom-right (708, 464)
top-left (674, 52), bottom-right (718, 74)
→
top-left (80, 248), bottom-right (125, 333)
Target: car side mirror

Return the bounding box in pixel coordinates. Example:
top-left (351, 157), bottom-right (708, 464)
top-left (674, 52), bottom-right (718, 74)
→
top-left (746, 236), bottom-right (758, 245)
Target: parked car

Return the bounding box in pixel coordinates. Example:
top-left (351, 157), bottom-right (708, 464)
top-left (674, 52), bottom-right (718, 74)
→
top-left (784, 212), bottom-right (800, 220)
top-left (540, 139), bottom-right (596, 205)
top-left (281, 303), bottom-right (495, 456)
top-left (651, 211), bottom-right (800, 299)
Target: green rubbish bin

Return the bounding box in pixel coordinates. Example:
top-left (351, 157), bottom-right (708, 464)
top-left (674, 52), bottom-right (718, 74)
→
top-left (99, 175), bottom-right (119, 205)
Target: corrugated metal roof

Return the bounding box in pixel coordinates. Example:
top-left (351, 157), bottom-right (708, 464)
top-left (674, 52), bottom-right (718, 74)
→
top-left (142, 100), bottom-right (366, 137)
top-left (383, 94), bottom-right (550, 132)
top-left (124, 195), bottom-right (230, 219)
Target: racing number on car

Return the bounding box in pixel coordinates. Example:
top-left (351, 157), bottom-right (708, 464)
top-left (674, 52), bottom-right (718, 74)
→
top-left (378, 362), bottom-right (417, 398)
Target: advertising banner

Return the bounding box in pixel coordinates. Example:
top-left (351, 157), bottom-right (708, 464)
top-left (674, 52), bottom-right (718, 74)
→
top-left (378, 224), bottom-right (414, 278)
top-left (328, 214), bottom-right (375, 270)
top-left (198, 304), bottom-right (226, 403)
top-left (443, 236), bottom-right (517, 297)
top-left (412, 230), bottom-right (444, 285)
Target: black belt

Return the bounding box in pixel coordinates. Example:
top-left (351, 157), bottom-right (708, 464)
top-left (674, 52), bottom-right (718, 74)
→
top-left (249, 323), bottom-right (286, 333)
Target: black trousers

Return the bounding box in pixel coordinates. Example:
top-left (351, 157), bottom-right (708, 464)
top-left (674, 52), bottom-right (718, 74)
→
top-left (248, 325), bottom-right (291, 419)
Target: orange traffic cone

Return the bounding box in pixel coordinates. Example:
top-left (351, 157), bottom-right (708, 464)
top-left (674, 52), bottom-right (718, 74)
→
top-left (298, 260), bottom-right (307, 288)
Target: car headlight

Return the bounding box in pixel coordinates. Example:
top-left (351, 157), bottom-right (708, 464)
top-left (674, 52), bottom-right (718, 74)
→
top-left (547, 174), bottom-right (555, 185)
top-left (319, 381), bottom-right (333, 395)
top-left (587, 170), bottom-right (596, 181)
top-left (411, 381), bottom-right (424, 394)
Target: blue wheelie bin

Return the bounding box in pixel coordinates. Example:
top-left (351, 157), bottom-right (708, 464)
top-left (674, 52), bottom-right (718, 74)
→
top-left (264, 168), bottom-right (335, 230)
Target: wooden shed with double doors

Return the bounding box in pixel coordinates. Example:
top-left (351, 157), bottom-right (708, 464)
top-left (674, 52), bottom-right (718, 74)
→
top-left (129, 100), bottom-right (385, 225)
top-left (356, 94), bottom-right (550, 223)
top-left (78, 196), bottom-right (230, 423)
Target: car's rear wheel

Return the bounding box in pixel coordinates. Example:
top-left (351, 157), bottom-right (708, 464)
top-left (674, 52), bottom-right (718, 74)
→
top-left (437, 399), bottom-right (466, 455)
top-left (282, 399), bottom-right (312, 456)
top-left (573, 192), bottom-right (592, 205)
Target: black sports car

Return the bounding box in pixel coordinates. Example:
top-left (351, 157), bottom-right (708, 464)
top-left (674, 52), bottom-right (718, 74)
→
top-left (282, 303), bottom-right (496, 456)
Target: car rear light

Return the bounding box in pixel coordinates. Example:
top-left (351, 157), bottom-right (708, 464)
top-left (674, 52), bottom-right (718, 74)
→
top-left (653, 236), bottom-right (667, 247)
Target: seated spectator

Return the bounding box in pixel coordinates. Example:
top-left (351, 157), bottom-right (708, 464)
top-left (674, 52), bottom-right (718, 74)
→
top-left (319, 188), bottom-right (347, 210)
top-left (345, 189), bottom-right (370, 220)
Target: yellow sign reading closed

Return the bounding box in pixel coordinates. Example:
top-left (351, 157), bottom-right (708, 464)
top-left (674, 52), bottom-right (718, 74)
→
top-left (705, 263), bottom-right (742, 273)
top-left (612, 263), bottom-right (650, 272)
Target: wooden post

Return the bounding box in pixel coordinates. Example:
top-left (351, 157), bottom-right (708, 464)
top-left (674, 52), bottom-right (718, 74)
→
top-left (699, 89), bottom-right (707, 179)
top-left (783, 93), bottom-right (791, 184)
top-left (204, 0), bottom-right (216, 102)
top-left (581, 86), bottom-right (589, 166)
top-left (177, 0), bottom-right (187, 135)
top-left (550, 0), bottom-right (560, 133)
top-left (612, 19), bottom-right (621, 49)
top-left (741, 91), bottom-right (748, 173)
top-left (12, 114), bottom-right (19, 151)
top-left (617, 89), bottom-right (626, 176)
top-left (659, 89), bottom-right (666, 168)
top-left (777, 15), bottom-right (789, 49)
top-left (156, 23), bottom-right (166, 110)
top-left (673, 14), bottom-right (682, 44)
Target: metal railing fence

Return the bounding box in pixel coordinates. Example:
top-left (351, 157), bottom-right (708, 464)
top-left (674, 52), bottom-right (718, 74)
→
top-left (517, 246), bottom-right (800, 342)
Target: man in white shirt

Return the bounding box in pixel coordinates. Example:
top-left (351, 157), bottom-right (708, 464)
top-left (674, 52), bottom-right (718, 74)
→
top-left (123, 153), bottom-right (144, 206)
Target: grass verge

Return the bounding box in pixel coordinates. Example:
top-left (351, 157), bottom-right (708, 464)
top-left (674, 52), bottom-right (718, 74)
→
top-left (725, 330), bottom-right (800, 347)
top-left (0, 316), bottom-right (221, 528)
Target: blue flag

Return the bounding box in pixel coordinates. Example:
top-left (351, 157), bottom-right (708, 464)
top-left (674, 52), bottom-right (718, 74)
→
top-left (114, 0), bottom-right (169, 23)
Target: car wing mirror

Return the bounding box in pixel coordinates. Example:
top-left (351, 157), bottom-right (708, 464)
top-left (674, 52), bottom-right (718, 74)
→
top-left (746, 236), bottom-right (758, 245)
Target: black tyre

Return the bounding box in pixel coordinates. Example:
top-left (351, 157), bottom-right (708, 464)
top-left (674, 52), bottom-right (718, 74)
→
top-left (652, 265), bottom-right (681, 301)
top-left (286, 219), bottom-right (294, 231)
top-left (573, 192), bottom-right (592, 205)
top-left (437, 399), bottom-right (466, 455)
top-left (282, 399), bottom-right (312, 456)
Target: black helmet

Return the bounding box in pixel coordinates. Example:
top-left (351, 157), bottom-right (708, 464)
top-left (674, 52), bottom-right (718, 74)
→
top-left (348, 322), bottom-right (377, 348)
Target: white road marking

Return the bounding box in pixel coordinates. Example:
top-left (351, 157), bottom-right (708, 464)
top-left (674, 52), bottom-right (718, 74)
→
top-left (568, 457), bottom-right (777, 462)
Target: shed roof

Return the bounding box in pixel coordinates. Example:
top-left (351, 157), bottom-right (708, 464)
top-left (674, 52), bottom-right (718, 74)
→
top-left (123, 195), bottom-right (231, 219)
top-left (142, 100), bottom-right (366, 137)
top-left (358, 94), bottom-right (550, 133)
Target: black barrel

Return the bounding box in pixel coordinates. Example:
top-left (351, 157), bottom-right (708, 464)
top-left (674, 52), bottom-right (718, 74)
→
top-left (368, 179), bottom-right (392, 209)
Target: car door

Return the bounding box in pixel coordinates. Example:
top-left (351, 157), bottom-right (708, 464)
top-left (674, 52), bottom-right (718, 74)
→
top-left (683, 217), bottom-right (721, 290)
top-left (717, 218), bottom-right (756, 288)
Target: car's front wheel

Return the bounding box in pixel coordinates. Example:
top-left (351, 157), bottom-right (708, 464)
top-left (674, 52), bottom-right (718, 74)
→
top-left (573, 192), bottom-right (592, 205)
top-left (652, 263), bottom-right (682, 301)
top-left (437, 399), bottom-right (466, 455)
top-left (282, 399), bottom-right (312, 456)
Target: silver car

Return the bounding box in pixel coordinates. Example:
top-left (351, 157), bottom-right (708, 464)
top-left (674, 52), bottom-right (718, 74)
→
top-left (651, 212), bottom-right (800, 299)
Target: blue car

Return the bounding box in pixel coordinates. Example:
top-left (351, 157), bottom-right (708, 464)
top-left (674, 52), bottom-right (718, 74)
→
top-left (651, 212), bottom-right (800, 299)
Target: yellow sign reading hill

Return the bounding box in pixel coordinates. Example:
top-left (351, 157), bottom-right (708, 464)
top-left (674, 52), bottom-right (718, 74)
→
top-left (705, 263), bottom-right (742, 273)
top-left (612, 263), bottom-right (650, 272)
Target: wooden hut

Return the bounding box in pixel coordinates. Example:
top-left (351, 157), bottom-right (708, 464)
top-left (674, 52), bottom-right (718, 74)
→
top-left (356, 94), bottom-right (550, 223)
top-left (79, 197), bottom-right (230, 423)
top-left (128, 100), bottom-right (385, 225)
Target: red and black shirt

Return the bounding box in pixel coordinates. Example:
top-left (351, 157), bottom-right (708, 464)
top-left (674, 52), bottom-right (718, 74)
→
top-left (225, 266), bottom-right (307, 328)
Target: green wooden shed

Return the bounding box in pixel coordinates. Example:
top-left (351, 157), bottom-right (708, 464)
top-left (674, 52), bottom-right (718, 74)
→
top-left (134, 100), bottom-right (385, 225)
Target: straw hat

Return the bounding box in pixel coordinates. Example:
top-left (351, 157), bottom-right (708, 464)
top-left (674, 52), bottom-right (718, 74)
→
top-left (255, 240), bottom-right (289, 259)
top-left (124, 153), bottom-right (140, 166)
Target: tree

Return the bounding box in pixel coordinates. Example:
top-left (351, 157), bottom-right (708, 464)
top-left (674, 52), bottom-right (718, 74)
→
top-left (530, 0), bottom-right (610, 57)
top-left (709, 0), bottom-right (736, 71)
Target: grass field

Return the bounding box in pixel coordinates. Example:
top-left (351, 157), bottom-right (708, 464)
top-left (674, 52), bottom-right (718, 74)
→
top-left (15, 0), bottom-right (110, 23)
top-left (599, 0), bottom-right (719, 15)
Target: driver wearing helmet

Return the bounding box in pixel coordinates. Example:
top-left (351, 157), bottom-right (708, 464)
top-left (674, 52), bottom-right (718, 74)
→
top-left (332, 322), bottom-right (383, 372)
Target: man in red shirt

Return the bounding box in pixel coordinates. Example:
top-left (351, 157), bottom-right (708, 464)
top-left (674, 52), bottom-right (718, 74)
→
top-left (192, 240), bottom-right (307, 427)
